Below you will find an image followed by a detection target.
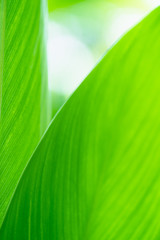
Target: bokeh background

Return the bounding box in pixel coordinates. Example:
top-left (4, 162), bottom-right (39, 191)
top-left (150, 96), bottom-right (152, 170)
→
top-left (47, 0), bottom-right (159, 117)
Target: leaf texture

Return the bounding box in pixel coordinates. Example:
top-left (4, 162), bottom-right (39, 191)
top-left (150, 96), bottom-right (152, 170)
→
top-left (1, 7), bottom-right (160, 239)
top-left (0, 0), bottom-right (48, 226)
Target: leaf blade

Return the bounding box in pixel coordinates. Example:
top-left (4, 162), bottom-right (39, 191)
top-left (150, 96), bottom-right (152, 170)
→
top-left (0, 0), bottom-right (48, 226)
top-left (1, 7), bottom-right (160, 239)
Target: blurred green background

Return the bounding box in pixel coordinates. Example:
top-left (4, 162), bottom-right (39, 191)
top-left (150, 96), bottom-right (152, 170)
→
top-left (47, 0), bottom-right (159, 117)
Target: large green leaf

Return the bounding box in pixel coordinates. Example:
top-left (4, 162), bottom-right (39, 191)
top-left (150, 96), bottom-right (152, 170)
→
top-left (1, 7), bottom-right (160, 239)
top-left (0, 0), bottom-right (48, 226)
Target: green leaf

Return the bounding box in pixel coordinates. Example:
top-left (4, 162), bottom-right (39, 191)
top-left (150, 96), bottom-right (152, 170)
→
top-left (48, 0), bottom-right (147, 12)
top-left (1, 7), bottom-right (160, 239)
top-left (0, 0), bottom-right (48, 226)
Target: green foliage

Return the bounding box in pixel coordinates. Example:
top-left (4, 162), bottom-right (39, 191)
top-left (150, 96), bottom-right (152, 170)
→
top-left (0, 0), bottom-right (49, 226)
top-left (48, 0), bottom-right (83, 11)
top-left (1, 6), bottom-right (160, 239)
top-left (48, 0), bottom-right (145, 12)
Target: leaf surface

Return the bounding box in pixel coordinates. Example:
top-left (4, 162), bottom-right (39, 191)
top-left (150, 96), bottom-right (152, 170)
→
top-left (48, 0), bottom-right (146, 12)
top-left (1, 7), bottom-right (160, 239)
top-left (0, 0), bottom-right (48, 226)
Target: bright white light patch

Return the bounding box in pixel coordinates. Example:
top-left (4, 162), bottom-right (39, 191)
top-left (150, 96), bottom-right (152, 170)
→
top-left (106, 8), bottom-right (144, 46)
top-left (143, 0), bottom-right (160, 8)
top-left (47, 21), bottom-right (94, 95)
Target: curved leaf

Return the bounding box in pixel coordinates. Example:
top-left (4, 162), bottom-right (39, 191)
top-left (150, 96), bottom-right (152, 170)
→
top-left (1, 7), bottom-right (160, 239)
top-left (0, 0), bottom-right (48, 226)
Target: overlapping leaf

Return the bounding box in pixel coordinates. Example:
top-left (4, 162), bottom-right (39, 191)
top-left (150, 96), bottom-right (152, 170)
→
top-left (1, 6), bottom-right (160, 240)
top-left (0, 0), bottom-right (48, 226)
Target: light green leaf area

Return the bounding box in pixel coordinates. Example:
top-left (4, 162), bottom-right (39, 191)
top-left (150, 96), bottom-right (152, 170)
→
top-left (0, 0), bottom-right (48, 226)
top-left (1, 7), bottom-right (160, 239)
top-left (48, 0), bottom-right (146, 12)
